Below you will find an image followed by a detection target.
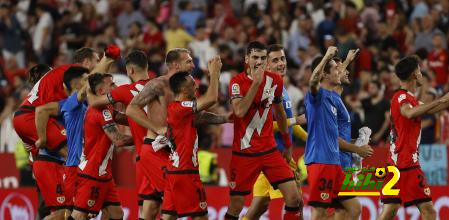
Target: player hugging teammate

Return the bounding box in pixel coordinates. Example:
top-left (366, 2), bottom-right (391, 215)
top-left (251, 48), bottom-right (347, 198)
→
top-left (13, 38), bottom-right (446, 220)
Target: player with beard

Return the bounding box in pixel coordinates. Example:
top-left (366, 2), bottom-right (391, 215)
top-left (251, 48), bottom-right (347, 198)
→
top-left (225, 41), bottom-right (301, 220)
top-left (86, 50), bottom-right (155, 219)
top-left (244, 44), bottom-right (304, 220)
top-left (378, 56), bottom-right (449, 220)
top-left (125, 48), bottom-right (199, 219)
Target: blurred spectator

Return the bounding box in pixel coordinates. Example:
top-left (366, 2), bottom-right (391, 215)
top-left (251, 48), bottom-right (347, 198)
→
top-left (31, 4), bottom-right (54, 64)
top-left (288, 15), bottom-right (311, 66)
top-left (360, 80), bottom-right (391, 145)
top-left (0, 2), bottom-right (26, 68)
top-left (198, 135), bottom-right (219, 185)
top-left (427, 33), bottom-right (449, 87)
top-left (117, 1), bottom-right (146, 37)
top-left (410, 0), bottom-right (429, 22)
top-left (414, 15), bottom-right (446, 53)
top-left (421, 88), bottom-right (438, 144)
top-left (178, 0), bottom-right (204, 36)
top-left (164, 16), bottom-right (193, 52)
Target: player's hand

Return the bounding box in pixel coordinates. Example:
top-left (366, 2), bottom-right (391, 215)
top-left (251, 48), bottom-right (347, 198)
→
top-left (155, 126), bottom-right (167, 136)
top-left (283, 147), bottom-right (293, 161)
top-left (23, 143), bottom-right (33, 153)
top-left (357, 145), bottom-right (374, 158)
top-left (35, 138), bottom-right (46, 149)
top-left (439, 92), bottom-right (449, 103)
top-left (346, 48), bottom-right (360, 62)
top-left (226, 112), bottom-right (235, 123)
top-left (252, 64), bottom-right (265, 85)
top-left (324, 46), bottom-right (338, 60)
top-left (207, 56), bottom-right (222, 77)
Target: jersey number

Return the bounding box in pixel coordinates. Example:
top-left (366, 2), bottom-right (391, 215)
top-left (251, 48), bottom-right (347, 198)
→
top-left (27, 80), bottom-right (41, 104)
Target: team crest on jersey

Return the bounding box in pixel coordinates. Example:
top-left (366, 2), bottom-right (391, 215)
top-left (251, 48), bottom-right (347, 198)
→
top-left (102, 110), bottom-right (113, 121)
top-left (57, 196), bottom-right (65, 204)
top-left (231, 83), bottom-right (240, 95)
top-left (398, 94), bottom-right (406, 103)
top-left (199, 201), bottom-right (207, 209)
top-left (181, 101), bottom-right (193, 108)
top-left (229, 181), bottom-right (236, 189)
top-left (61, 129), bottom-right (66, 136)
top-left (87, 199), bottom-right (95, 207)
top-left (320, 193), bottom-right (329, 200)
top-left (424, 187), bottom-right (431, 196)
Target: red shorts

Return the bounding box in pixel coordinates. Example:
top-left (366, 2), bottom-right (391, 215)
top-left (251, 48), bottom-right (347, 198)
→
top-left (135, 156), bottom-right (143, 206)
top-left (161, 171), bottom-right (208, 217)
top-left (64, 166), bottom-right (78, 208)
top-left (381, 166), bottom-right (432, 207)
top-left (229, 148), bottom-right (295, 195)
top-left (33, 157), bottom-right (67, 211)
top-left (138, 138), bottom-right (170, 202)
top-left (13, 109), bottom-right (66, 152)
top-left (73, 174), bottom-right (121, 215)
top-left (307, 163), bottom-right (345, 208)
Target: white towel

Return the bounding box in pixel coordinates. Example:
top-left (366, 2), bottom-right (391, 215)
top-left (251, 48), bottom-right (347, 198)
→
top-left (352, 127), bottom-right (372, 182)
top-left (152, 135), bottom-right (169, 152)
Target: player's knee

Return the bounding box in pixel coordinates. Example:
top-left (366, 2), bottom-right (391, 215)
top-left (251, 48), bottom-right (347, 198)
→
top-left (108, 207), bottom-right (123, 219)
top-left (70, 210), bottom-right (87, 220)
top-left (420, 205), bottom-right (436, 219)
top-left (283, 192), bottom-right (300, 207)
top-left (346, 204), bottom-right (361, 218)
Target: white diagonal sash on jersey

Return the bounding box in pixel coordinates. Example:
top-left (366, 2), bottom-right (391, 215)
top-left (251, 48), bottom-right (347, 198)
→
top-left (241, 76), bottom-right (278, 150)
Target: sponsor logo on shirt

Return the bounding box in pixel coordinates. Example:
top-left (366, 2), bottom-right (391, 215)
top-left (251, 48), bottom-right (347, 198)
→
top-left (398, 94), bottom-right (406, 103)
top-left (181, 101), bottom-right (193, 108)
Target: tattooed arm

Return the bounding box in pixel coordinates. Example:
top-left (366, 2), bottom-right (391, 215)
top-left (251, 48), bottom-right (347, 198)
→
top-left (113, 111), bottom-right (129, 126)
top-left (126, 79), bottom-right (164, 131)
top-left (103, 123), bottom-right (134, 147)
top-left (194, 112), bottom-right (229, 126)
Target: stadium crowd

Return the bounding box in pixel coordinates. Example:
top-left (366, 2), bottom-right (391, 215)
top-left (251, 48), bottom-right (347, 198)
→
top-left (0, 0), bottom-right (448, 183)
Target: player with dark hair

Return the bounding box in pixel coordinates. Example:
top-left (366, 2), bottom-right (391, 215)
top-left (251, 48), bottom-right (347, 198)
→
top-left (378, 55), bottom-right (449, 220)
top-left (70, 73), bottom-right (133, 220)
top-left (161, 57), bottom-right (227, 219)
top-left (125, 48), bottom-right (199, 219)
top-left (225, 41), bottom-right (301, 220)
top-left (305, 46), bottom-right (374, 220)
top-left (28, 64), bottom-right (51, 85)
top-left (86, 50), bottom-right (159, 219)
top-left (34, 66), bottom-right (89, 217)
top-left (244, 44), bottom-right (305, 219)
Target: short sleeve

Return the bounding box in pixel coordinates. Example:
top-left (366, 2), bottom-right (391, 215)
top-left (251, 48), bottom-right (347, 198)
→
top-left (61, 93), bottom-right (82, 113)
top-left (109, 85), bottom-right (127, 105)
top-left (273, 74), bottom-right (284, 103)
top-left (97, 108), bottom-right (116, 129)
top-left (229, 78), bottom-right (243, 100)
top-left (396, 92), bottom-right (413, 107)
top-left (58, 99), bottom-right (67, 115)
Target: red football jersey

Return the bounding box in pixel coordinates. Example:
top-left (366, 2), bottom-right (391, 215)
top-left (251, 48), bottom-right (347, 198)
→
top-left (428, 49), bottom-right (449, 86)
top-left (79, 106), bottom-right (116, 180)
top-left (22, 64), bottom-right (76, 107)
top-left (387, 89), bottom-right (422, 169)
top-left (109, 79), bottom-right (149, 154)
top-left (166, 101), bottom-right (199, 171)
top-left (229, 71), bottom-right (283, 153)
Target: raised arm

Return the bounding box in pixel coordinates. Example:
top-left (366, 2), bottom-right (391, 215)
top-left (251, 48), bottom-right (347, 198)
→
top-left (309, 46), bottom-right (337, 94)
top-left (90, 52), bottom-right (115, 74)
top-left (341, 49), bottom-right (359, 71)
top-left (103, 123), bottom-right (134, 147)
top-left (35, 102), bottom-right (60, 148)
top-left (427, 93), bottom-right (449, 114)
top-left (196, 56), bottom-right (222, 112)
top-left (231, 65), bottom-right (265, 118)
